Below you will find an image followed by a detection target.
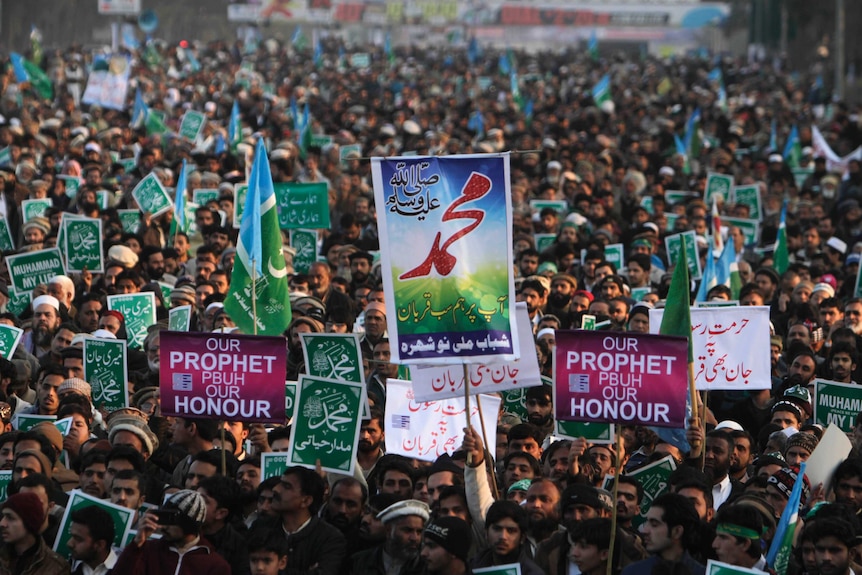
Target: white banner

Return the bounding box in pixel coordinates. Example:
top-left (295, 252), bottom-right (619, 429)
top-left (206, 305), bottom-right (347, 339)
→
top-left (97, 0), bottom-right (141, 15)
top-left (812, 126), bottom-right (862, 176)
top-left (384, 379), bottom-right (500, 463)
top-left (649, 306), bottom-right (771, 390)
top-left (82, 57), bottom-right (131, 112)
top-left (411, 303), bottom-right (541, 402)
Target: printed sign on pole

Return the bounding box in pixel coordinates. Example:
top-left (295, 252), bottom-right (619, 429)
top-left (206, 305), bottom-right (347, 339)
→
top-left (6, 248), bottom-right (64, 296)
top-left (372, 154), bottom-right (518, 364)
top-left (275, 182), bottom-right (331, 229)
top-left (814, 379), bottom-right (862, 432)
top-left (664, 230), bottom-right (702, 280)
top-left (286, 375), bottom-right (364, 475)
top-left (649, 306), bottom-right (771, 391)
top-left (131, 173), bottom-right (173, 218)
top-left (84, 338), bottom-right (129, 412)
top-left (384, 379), bottom-right (500, 463)
top-left (107, 292), bottom-right (156, 350)
top-left (290, 229), bottom-right (317, 274)
top-left (554, 330), bottom-right (688, 428)
top-left (159, 331), bottom-right (287, 424)
top-left (63, 217), bottom-right (104, 273)
top-left (411, 303), bottom-right (541, 401)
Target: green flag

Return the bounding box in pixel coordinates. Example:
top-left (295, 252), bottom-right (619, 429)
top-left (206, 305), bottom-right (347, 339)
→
top-left (224, 139), bottom-right (292, 336)
top-left (660, 235), bottom-right (692, 362)
top-left (773, 201), bottom-right (789, 275)
top-left (591, 74), bottom-right (612, 109)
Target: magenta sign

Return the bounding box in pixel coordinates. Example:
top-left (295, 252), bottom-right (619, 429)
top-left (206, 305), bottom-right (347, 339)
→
top-left (554, 331), bottom-right (688, 428)
top-left (160, 331), bottom-right (287, 424)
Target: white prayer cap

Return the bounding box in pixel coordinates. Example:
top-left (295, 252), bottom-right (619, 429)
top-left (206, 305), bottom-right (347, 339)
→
top-left (377, 499), bottom-right (430, 523)
top-left (32, 295), bottom-right (60, 312)
top-left (715, 420), bottom-right (744, 432)
top-left (92, 329), bottom-right (117, 339)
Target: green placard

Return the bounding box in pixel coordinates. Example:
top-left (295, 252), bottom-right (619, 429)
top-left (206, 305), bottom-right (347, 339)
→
top-left (529, 200), bottom-right (568, 215)
top-left (706, 559), bottom-right (765, 575)
top-left (261, 452), bottom-right (290, 480)
top-left (84, 338), bottom-right (129, 411)
top-left (131, 173), bottom-right (172, 218)
top-left (631, 287), bottom-right (651, 302)
top-left (310, 134), bottom-right (333, 148)
top-left (0, 324), bottom-right (23, 360)
top-left (232, 184), bottom-right (248, 229)
top-left (193, 188), bottom-right (220, 206)
top-left (581, 314), bottom-right (596, 330)
top-left (63, 217), bottom-right (104, 273)
top-left (58, 175), bottom-right (82, 199)
top-left (814, 379), bottom-right (862, 432)
top-left (664, 190), bottom-right (697, 206)
top-left (5, 248), bottom-right (65, 296)
top-left (556, 420), bottom-right (614, 444)
top-left (704, 172), bottom-right (734, 205)
top-left (534, 233), bottom-right (556, 254)
top-left (618, 455), bottom-right (676, 528)
top-left (731, 184), bottom-right (762, 220)
top-left (6, 291), bottom-right (30, 317)
top-left (119, 157), bottom-right (137, 173)
top-left (157, 282), bottom-right (173, 306)
top-left (285, 381), bottom-right (297, 419)
top-left (169, 305), bottom-right (192, 332)
top-left (640, 195), bottom-right (654, 215)
top-left (0, 218), bottom-right (15, 252)
top-left (275, 182), bottom-right (330, 229)
top-left (473, 565), bottom-right (521, 575)
top-left (287, 375), bottom-right (364, 475)
top-left (350, 53), bottom-right (370, 68)
top-left (54, 417), bottom-right (73, 436)
top-left (117, 209), bottom-right (140, 234)
top-left (21, 198), bottom-right (53, 222)
top-left (792, 167), bottom-right (814, 189)
top-left (722, 217), bottom-right (759, 246)
top-left (179, 110), bottom-right (206, 142)
top-left (0, 471), bottom-right (11, 502)
top-left (53, 490), bottom-right (135, 560)
top-left (665, 213), bottom-right (680, 232)
top-left (500, 388), bottom-right (529, 421)
top-left (289, 229), bottom-right (317, 275)
top-left (12, 413), bottom-right (56, 431)
top-left (106, 292), bottom-right (156, 350)
top-left (664, 230), bottom-right (702, 280)
top-left (0, 147), bottom-right (10, 167)
top-left (301, 333), bottom-right (365, 384)
top-left (604, 243), bottom-right (624, 271)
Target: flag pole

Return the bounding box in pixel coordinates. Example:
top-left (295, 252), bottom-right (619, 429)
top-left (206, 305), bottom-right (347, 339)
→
top-left (606, 431), bottom-right (624, 575)
top-left (463, 363), bottom-right (472, 465)
top-left (251, 257), bottom-right (258, 335)
top-left (476, 395), bottom-right (500, 500)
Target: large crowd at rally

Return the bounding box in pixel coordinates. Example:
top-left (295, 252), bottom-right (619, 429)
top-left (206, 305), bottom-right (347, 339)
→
top-left (0, 27), bottom-right (860, 575)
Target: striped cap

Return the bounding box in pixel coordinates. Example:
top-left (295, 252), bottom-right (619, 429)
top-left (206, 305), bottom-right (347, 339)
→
top-left (165, 489), bottom-right (207, 524)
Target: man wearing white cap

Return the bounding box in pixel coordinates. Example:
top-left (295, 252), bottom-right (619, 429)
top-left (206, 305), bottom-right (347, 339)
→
top-left (21, 295), bottom-right (62, 357)
top-left (350, 499), bottom-right (430, 575)
top-left (47, 275), bottom-right (75, 318)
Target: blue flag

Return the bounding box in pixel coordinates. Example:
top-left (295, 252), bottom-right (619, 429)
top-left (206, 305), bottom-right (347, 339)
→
top-left (229, 100), bottom-right (242, 152)
top-left (468, 37), bottom-right (480, 64)
top-left (132, 88), bottom-right (148, 129)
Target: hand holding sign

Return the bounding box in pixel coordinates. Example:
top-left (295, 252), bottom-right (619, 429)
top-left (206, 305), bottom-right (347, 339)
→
top-left (461, 426), bottom-right (484, 467)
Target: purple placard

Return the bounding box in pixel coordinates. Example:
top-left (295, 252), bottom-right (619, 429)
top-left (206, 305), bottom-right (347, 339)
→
top-left (554, 331), bottom-right (688, 428)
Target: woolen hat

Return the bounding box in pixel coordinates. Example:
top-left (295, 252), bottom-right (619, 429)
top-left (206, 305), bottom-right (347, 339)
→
top-left (785, 432), bottom-right (818, 455)
top-left (164, 489), bottom-right (207, 525)
top-left (3, 492), bottom-right (46, 535)
top-left (423, 516), bottom-right (472, 562)
top-left (58, 378), bottom-right (91, 398)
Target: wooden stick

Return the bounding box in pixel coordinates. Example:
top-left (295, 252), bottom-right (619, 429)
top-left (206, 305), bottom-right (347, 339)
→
top-left (476, 395), bottom-right (500, 501)
top-left (464, 363), bottom-right (472, 466)
top-left (606, 431), bottom-right (624, 575)
top-left (220, 423), bottom-right (227, 476)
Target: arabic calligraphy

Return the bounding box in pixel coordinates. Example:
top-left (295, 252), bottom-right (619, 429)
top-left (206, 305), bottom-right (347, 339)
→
top-left (400, 331), bottom-right (512, 358)
top-left (399, 171), bottom-right (490, 279)
top-left (397, 292), bottom-right (508, 325)
top-left (429, 364), bottom-right (520, 393)
top-left (692, 319), bottom-right (754, 386)
top-left (310, 341), bottom-right (359, 381)
top-left (386, 161), bottom-right (441, 220)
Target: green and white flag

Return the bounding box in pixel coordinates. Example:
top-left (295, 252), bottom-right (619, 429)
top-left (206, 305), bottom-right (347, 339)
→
top-left (63, 217), bottom-right (104, 273)
top-left (591, 74), bottom-right (612, 109)
top-left (131, 173), bottom-right (173, 218)
top-left (106, 293), bottom-right (156, 350)
top-left (84, 338), bottom-right (128, 411)
top-left (556, 420), bottom-right (614, 444)
top-left (0, 218), bottom-right (14, 252)
top-left (224, 140), bottom-right (292, 336)
top-left (773, 201), bottom-right (789, 275)
top-left (0, 324), bottom-right (23, 360)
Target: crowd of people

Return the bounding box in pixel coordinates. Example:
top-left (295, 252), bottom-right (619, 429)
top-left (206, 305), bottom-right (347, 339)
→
top-left (0, 30), bottom-right (860, 575)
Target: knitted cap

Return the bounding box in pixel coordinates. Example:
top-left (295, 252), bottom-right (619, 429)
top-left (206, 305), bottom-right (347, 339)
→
top-left (785, 432), bottom-right (819, 456)
top-left (58, 378), bottom-right (91, 398)
top-left (108, 415), bottom-right (159, 454)
top-left (767, 467), bottom-right (810, 505)
top-left (423, 516), bottom-right (472, 562)
top-left (164, 489), bottom-right (206, 525)
top-left (3, 492), bottom-right (46, 534)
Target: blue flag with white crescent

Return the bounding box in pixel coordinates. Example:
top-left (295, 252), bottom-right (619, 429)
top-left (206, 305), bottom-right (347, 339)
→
top-left (173, 159), bottom-right (188, 235)
top-left (224, 139), bottom-right (292, 335)
top-left (767, 462), bottom-right (806, 574)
